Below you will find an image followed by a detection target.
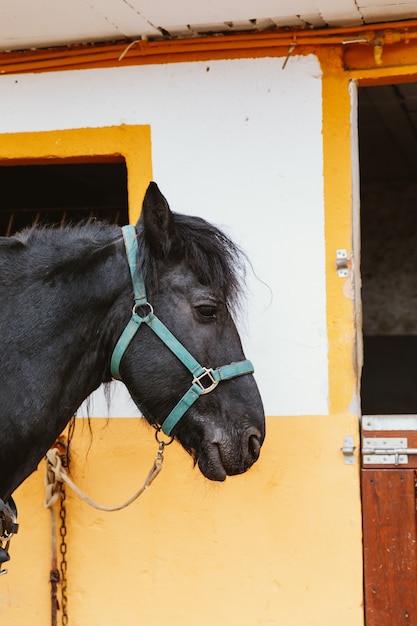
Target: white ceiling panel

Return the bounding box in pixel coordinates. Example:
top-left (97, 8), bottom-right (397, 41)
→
top-left (84, 0), bottom-right (161, 38)
top-left (319, 0), bottom-right (364, 26)
top-left (360, 4), bottom-right (417, 21)
top-left (131, 0), bottom-right (323, 27)
top-left (298, 12), bottom-right (328, 27)
top-left (358, 0), bottom-right (417, 7)
top-left (265, 15), bottom-right (307, 28)
top-left (0, 0), bottom-right (158, 50)
top-left (0, 0), bottom-right (415, 52)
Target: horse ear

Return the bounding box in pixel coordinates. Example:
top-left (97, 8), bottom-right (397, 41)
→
top-left (139, 182), bottom-right (183, 259)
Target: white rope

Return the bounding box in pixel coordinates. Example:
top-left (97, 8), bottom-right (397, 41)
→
top-left (118, 39), bottom-right (142, 61)
top-left (44, 445), bottom-right (164, 513)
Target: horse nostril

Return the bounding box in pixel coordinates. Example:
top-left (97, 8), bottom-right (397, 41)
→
top-left (248, 433), bottom-right (261, 461)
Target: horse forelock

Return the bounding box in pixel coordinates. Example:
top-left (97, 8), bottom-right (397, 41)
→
top-left (138, 212), bottom-right (246, 315)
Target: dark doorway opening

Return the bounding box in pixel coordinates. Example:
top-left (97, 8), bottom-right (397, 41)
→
top-left (359, 83), bottom-right (417, 414)
top-left (0, 161), bottom-right (129, 236)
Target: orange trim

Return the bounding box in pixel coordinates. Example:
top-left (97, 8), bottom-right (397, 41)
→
top-left (0, 35), bottom-right (311, 75)
top-left (319, 47), bottom-right (358, 414)
top-left (358, 73), bottom-right (417, 87)
top-left (2, 20), bottom-right (417, 75)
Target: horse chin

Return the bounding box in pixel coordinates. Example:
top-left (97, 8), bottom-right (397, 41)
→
top-left (196, 445), bottom-right (227, 482)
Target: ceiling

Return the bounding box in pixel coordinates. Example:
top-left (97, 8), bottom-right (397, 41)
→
top-left (0, 2), bottom-right (415, 191)
top-left (1, 0), bottom-right (417, 52)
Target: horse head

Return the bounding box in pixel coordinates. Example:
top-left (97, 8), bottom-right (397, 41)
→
top-left (114, 183), bottom-right (265, 481)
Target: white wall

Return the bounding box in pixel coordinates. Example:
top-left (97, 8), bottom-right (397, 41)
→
top-left (0, 55), bottom-right (327, 416)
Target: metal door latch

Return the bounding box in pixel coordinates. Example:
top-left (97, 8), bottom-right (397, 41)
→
top-left (335, 249), bottom-right (349, 277)
top-left (362, 437), bottom-right (409, 465)
top-left (341, 436), bottom-right (356, 464)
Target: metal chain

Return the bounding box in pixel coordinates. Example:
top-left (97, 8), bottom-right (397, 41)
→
top-left (59, 423), bottom-right (73, 626)
top-left (46, 426), bottom-right (74, 626)
top-left (59, 483), bottom-right (68, 626)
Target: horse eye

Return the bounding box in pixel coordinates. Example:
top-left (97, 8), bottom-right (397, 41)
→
top-left (196, 305), bottom-right (217, 319)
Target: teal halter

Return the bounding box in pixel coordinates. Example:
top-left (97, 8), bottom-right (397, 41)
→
top-left (110, 225), bottom-right (255, 436)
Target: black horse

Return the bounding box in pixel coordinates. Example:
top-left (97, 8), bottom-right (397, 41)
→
top-left (0, 182), bottom-right (265, 505)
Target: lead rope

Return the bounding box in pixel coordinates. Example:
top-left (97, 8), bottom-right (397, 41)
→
top-left (45, 432), bottom-right (169, 512)
top-left (44, 429), bottom-right (172, 626)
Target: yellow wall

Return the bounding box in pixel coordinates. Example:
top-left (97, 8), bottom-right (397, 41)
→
top-left (2, 416), bottom-right (362, 625)
top-left (0, 44), bottom-right (374, 625)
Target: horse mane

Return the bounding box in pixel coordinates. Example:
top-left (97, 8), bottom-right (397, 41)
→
top-left (0, 213), bottom-right (247, 314)
top-left (17, 221), bottom-right (120, 259)
top-left (137, 213), bottom-right (247, 315)
top-left (0, 222), bottom-right (121, 286)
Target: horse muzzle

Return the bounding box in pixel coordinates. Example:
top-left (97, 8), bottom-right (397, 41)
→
top-left (197, 425), bottom-right (264, 482)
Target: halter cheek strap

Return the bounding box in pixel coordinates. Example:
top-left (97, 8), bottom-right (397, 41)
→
top-left (110, 225), bottom-right (255, 436)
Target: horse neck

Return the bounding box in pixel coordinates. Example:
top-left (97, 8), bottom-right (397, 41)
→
top-left (0, 231), bottom-right (131, 499)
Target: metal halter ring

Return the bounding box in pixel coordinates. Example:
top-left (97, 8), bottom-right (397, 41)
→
top-left (132, 301), bottom-right (154, 319)
top-left (155, 427), bottom-right (174, 446)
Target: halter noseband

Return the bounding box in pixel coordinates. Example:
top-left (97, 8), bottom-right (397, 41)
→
top-left (110, 225), bottom-right (255, 436)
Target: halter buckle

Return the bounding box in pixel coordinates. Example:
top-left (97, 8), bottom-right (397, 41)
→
top-left (193, 368), bottom-right (219, 395)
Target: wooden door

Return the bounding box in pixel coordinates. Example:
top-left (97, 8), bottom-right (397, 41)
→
top-left (362, 416), bottom-right (417, 625)
top-left (358, 83), bottom-right (417, 625)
